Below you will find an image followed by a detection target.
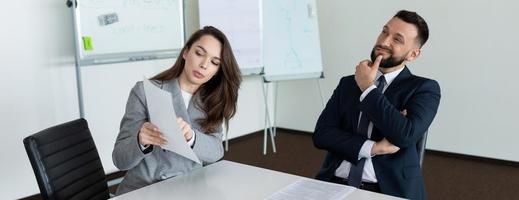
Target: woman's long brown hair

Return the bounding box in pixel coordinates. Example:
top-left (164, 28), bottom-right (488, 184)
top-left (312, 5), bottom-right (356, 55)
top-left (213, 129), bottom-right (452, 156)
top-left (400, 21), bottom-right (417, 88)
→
top-left (152, 26), bottom-right (242, 133)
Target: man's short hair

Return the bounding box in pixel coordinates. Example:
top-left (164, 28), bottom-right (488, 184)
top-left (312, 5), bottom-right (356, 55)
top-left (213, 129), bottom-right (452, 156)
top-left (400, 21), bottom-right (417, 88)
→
top-left (394, 10), bottom-right (429, 47)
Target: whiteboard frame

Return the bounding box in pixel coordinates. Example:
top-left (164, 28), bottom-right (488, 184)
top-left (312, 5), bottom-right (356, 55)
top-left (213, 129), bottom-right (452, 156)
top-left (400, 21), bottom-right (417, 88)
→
top-left (263, 71), bottom-right (323, 82)
top-left (71, 0), bottom-right (185, 67)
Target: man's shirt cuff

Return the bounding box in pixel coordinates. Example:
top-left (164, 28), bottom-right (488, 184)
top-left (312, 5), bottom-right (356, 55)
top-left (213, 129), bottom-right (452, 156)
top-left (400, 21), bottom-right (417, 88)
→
top-left (359, 140), bottom-right (376, 159)
top-left (359, 85), bottom-right (377, 102)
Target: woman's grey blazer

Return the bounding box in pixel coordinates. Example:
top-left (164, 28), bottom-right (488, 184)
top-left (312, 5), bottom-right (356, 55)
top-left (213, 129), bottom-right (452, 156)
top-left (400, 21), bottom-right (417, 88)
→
top-left (112, 78), bottom-right (224, 195)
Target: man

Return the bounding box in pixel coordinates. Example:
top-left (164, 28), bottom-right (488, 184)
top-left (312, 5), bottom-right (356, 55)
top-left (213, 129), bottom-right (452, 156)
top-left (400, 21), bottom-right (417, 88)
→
top-left (313, 10), bottom-right (440, 200)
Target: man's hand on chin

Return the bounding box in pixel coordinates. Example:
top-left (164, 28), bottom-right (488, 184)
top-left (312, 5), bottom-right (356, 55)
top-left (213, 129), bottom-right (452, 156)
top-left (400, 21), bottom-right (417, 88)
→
top-left (355, 55), bottom-right (382, 91)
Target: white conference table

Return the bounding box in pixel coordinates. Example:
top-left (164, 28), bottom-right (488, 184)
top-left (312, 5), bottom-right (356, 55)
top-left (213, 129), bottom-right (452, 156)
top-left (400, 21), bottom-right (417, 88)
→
top-left (113, 160), bottom-right (404, 200)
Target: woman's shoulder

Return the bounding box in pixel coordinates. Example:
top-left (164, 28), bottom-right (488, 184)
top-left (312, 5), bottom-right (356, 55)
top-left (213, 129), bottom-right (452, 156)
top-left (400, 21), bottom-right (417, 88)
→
top-left (130, 81), bottom-right (144, 95)
top-left (131, 79), bottom-right (163, 93)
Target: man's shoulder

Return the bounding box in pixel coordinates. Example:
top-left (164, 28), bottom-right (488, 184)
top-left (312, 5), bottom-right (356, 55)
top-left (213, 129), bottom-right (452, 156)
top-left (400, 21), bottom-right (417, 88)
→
top-left (410, 74), bottom-right (439, 84)
top-left (338, 75), bottom-right (356, 85)
top-left (407, 74), bottom-right (441, 92)
top-left (409, 73), bottom-right (434, 81)
top-left (332, 75), bottom-right (360, 92)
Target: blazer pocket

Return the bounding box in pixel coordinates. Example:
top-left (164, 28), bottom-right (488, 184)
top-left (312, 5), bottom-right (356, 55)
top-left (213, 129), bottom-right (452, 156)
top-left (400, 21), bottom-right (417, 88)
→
top-left (403, 165), bottom-right (422, 179)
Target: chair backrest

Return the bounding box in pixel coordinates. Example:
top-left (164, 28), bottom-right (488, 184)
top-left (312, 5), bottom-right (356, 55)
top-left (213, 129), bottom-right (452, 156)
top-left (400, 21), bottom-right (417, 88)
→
top-left (23, 118), bottom-right (109, 200)
top-left (416, 130), bottom-right (429, 168)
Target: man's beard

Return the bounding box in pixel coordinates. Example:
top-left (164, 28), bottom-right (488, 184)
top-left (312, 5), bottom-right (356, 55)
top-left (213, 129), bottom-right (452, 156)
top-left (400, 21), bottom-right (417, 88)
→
top-left (370, 46), bottom-right (406, 68)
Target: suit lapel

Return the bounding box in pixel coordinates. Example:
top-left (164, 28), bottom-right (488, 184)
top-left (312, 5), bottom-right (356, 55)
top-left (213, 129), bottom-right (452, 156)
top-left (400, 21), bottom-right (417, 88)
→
top-left (383, 66), bottom-right (412, 96)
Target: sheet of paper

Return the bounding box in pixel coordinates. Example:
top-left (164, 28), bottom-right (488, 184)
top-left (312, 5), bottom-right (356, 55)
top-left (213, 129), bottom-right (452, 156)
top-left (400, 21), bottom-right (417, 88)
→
top-left (143, 78), bottom-right (201, 164)
top-left (265, 179), bottom-right (355, 200)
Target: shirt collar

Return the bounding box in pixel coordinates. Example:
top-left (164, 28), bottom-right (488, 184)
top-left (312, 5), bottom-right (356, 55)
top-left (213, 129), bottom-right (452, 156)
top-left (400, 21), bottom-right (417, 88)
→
top-left (376, 66), bottom-right (406, 86)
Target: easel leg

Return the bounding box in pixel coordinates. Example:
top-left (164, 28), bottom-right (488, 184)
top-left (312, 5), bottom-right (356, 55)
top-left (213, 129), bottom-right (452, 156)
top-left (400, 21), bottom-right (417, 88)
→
top-left (224, 128), bottom-right (229, 151)
top-left (317, 78), bottom-right (325, 108)
top-left (262, 82), bottom-right (277, 155)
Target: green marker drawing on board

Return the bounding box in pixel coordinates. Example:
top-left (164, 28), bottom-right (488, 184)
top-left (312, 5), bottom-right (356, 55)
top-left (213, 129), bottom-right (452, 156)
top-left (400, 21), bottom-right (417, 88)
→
top-left (82, 36), bottom-right (93, 51)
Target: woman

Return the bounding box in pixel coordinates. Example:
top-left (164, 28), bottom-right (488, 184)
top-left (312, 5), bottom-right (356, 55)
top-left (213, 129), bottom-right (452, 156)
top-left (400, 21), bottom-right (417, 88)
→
top-left (112, 26), bottom-right (241, 195)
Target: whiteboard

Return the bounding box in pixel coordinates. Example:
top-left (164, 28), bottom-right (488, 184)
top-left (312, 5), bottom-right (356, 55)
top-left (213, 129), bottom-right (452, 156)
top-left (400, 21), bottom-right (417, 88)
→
top-left (198, 0), bottom-right (263, 75)
top-left (72, 0), bottom-right (184, 66)
top-left (263, 0), bottom-right (323, 81)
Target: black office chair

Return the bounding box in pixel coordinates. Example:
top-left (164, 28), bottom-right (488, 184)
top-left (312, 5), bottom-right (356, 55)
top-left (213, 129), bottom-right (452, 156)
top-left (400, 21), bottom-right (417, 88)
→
top-left (23, 118), bottom-right (109, 200)
top-left (417, 130), bottom-right (428, 168)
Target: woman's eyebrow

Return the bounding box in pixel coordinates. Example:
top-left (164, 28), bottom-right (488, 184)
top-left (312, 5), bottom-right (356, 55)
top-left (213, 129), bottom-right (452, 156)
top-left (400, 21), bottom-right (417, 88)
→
top-left (197, 45), bottom-right (221, 59)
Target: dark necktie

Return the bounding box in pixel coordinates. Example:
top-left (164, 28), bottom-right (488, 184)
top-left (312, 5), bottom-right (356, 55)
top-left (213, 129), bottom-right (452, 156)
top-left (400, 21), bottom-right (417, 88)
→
top-left (347, 75), bottom-right (386, 188)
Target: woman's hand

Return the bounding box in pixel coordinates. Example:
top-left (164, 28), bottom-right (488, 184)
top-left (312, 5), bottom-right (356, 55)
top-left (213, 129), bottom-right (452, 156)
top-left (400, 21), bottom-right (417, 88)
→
top-left (138, 122), bottom-right (167, 147)
top-left (177, 117), bottom-right (194, 141)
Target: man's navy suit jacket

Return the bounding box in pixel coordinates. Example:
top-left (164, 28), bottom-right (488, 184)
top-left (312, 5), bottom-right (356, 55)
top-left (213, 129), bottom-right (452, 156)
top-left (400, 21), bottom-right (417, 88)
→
top-left (313, 67), bottom-right (441, 200)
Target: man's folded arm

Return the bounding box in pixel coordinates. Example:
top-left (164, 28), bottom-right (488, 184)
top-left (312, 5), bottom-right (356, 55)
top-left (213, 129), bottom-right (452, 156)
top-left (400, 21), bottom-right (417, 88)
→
top-left (313, 77), bottom-right (369, 164)
top-left (359, 79), bottom-right (441, 148)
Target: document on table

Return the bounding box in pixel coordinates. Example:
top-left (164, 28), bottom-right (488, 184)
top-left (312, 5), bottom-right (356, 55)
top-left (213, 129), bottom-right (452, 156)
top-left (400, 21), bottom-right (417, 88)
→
top-left (265, 179), bottom-right (355, 200)
top-left (143, 78), bottom-right (201, 164)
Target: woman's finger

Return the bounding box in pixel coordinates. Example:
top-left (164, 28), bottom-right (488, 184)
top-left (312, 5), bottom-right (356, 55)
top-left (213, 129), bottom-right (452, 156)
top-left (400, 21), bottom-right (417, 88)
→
top-left (146, 134), bottom-right (167, 146)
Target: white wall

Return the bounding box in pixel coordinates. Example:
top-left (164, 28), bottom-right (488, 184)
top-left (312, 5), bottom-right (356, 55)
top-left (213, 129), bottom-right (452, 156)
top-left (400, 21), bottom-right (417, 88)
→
top-left (277, 0), bottom-right (519, 162)
top-left (0, 0), bottom-right (268, 199)
top-left (0, 1), bottom-right (79, 199)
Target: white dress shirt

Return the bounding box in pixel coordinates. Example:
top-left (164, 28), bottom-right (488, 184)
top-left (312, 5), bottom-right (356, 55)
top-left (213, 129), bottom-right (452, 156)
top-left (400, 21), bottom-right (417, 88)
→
top-left (334, 66), bottom-right (405, 183)
top-left (181, 89), bottom-right (196, 147)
